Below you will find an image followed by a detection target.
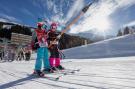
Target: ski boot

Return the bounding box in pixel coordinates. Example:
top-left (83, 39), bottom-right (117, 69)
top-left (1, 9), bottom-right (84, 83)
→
top-left (33, 70), bottom-right (44, 77)
top-left (42, 68), bottom-right (54, 74)
top-left (56, 65), bottom-right (65, 70)
top-left (51, 67), bottom-right (58, 71)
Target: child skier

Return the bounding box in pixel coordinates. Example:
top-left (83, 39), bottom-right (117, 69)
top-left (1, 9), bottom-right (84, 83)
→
top-left (31, 22), bottom-right (53, 76)
top-left (47, 22), bottom-right (64, 70)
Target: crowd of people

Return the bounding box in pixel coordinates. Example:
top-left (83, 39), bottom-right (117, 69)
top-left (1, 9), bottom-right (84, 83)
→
top-left (0, 46), bottom-right (32, 62)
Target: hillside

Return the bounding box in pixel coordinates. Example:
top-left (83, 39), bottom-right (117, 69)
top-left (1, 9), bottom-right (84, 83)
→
top-left (63, 34), bottom-right (135, 59)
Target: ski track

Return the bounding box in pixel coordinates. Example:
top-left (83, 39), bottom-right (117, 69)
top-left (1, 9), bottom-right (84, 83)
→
top-left (0, 57), bottom-right (135, 89)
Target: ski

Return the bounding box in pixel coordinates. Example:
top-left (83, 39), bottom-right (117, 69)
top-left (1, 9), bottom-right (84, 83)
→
top-left (51, 68), bottom-right (81, 80)
top-left (41, 68), bottom-right (80, 80)
top-left (29, 73), bottom-right (60, 81)
top-left (61, 69), bottom-right (80, 75)
top-left (48, 0), bottom-right (97, 48)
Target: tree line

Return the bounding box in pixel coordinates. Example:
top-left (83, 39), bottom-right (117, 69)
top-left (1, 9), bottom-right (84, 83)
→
top-left (117, 26), bottom-right (135, 36)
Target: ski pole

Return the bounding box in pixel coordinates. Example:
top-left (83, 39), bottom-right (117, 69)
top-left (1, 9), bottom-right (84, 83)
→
top-left (48, 1), bottom-right (95, 48)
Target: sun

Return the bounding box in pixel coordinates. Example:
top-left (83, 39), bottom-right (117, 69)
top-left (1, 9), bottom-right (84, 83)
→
top-left (96, 18), bottom-right (110, 32)
top-left (91, 16), bottom-right (110, 33)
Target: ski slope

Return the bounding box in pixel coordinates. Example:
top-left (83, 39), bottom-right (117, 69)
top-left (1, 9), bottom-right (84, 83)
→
top-left (0, 34), bottom-right (135, 89)
top-left (0, 57), bottom-right (135, 89)
top-left (64, 34), bottom-right (135, 59)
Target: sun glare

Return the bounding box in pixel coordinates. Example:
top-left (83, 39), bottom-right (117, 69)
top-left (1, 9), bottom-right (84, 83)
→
top-left (89, 14), bottom-right (111, 33)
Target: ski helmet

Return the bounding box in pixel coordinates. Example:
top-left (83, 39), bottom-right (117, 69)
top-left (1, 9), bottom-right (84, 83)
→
top-left (51, 22), bottom-right (57, 29)
top-left (37, 22), bottom-right (44, 27)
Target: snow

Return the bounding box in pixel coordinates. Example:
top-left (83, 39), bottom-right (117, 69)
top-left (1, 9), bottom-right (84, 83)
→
top-left (1, 57), bottom-right (135, 89)
top-left (0, 34), bottom-right (135, 89)
top-left (64, 34), bottom-right (135, 59)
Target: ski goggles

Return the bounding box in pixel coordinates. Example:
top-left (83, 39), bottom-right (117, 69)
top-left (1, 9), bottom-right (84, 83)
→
top-left (52, 26), bottom-right (57, 29)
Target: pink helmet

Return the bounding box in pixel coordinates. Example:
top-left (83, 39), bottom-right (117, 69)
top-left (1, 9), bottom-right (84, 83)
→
top-left (51, 22), bottom-right (57, 29)
top-left (37, 22), bottom-right (44, 27)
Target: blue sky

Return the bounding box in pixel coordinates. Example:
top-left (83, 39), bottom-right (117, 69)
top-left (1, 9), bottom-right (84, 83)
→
top-left (0, 0), bottom-right (135, 36)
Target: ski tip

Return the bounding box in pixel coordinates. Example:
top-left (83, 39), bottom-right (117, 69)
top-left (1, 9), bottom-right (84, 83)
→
top-left (71, 72), bottom-right (75, 74)
top-left (89, 0), bottom-right (99, 5)
top-left (88, 2), bottom-right (93, 7)
top-left (64, 73), bottom-right (67, 75)
top-left (55, 77), bottom-right (59, 81)
top-left (77, 69), bottom-right (81, 71)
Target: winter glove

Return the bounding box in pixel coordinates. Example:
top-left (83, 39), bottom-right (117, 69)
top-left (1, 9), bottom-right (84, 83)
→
top-left (56, 35), bottom-right (61, 40)
top-left (31, 41), bottom-right (40, 50)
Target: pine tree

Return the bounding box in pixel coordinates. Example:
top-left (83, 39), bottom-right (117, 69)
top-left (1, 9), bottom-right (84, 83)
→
top-left (117, 30), bottom-right (123, 36)
top-left (123, 27), bottom-right (130, 35)
top-left (0, 23), bottom-right (3, 30)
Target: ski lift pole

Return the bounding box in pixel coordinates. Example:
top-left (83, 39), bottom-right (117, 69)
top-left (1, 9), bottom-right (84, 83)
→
top-left (48, 2), bottom-right (94, 48)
